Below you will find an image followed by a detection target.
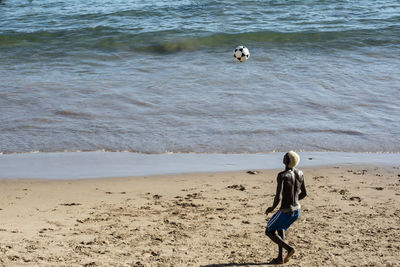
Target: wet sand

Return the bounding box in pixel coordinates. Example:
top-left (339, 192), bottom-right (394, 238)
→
top-left (0, 165), bottom-right (399, 266)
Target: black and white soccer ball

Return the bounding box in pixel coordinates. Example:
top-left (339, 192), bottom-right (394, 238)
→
top-left (233, 45), bottom-right (250, 62)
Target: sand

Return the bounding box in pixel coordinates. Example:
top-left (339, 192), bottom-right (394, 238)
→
top-left (0, 165), bottom-right (399, 266)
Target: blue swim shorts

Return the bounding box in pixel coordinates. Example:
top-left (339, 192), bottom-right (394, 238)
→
top-left (267, 210), bottom-right (301, 231)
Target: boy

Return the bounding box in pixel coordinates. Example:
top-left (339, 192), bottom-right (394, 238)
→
top-left (265, 151), bottom-right (307, 264)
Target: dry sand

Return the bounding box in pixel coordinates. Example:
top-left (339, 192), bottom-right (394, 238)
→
top-left (0, 165), bottom-right (399, 266)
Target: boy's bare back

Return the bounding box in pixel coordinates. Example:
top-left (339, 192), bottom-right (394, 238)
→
top-left (277, 168), bottom-right (307, 213)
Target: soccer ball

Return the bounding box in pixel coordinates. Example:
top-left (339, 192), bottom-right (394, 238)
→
top-left (233, 46), bottom-right (250, 62)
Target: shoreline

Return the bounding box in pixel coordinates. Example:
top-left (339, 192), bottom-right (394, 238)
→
top-left (0, 151), bottom-right (399, 180)
top-left (1, 165), bottom-right (399, 266)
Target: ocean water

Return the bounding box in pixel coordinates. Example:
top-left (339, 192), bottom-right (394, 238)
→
top-left (1, 0), bottom-right (400, 154)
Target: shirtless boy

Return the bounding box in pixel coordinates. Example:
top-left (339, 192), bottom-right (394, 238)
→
top-left (265, 151), bottom-right (307, 264)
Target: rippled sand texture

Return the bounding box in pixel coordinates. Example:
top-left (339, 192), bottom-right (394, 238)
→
top-left (0, 165), bottom-right (399, 266)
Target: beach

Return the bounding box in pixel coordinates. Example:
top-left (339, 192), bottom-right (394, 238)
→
top-left (1, 165), bottom-right (399, 266)
top-left (1, 0), bottom-right (400, 266)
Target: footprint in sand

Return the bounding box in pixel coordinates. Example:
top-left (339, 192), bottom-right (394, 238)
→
top-left (60, 203), bottom-right (81, 206)
top-left (338, 189), bottom-right (348, 195)
top-left (349, 196), bottom-right (361, 202)
top-left (39, 228), bottom-right (54, 233)
top-left (227, 184), bottom-right (246, 191)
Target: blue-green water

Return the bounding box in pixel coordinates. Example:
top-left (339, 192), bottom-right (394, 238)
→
top-left (1, 0), bottom-right (399, 153)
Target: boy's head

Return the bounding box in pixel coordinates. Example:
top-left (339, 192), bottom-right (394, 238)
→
top-left (283, 151), bottom-right (300, 168)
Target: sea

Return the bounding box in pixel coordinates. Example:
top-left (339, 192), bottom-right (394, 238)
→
top-left (1, 0), bottom-right (400, 158)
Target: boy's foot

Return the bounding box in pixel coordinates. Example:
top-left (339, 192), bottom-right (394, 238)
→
top-left (270, 257), bottom-right (284, 264)
top-left (284, 248), bottom-right (295, 263)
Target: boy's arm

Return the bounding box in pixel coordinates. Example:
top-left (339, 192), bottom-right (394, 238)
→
top-left (299, 174), bottom-right (307, 200)
top-left (265, 174), bottom-right (283, 214)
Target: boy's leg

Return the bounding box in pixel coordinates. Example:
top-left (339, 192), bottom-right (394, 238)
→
top-left (265, 228), bottom-right (292, 252)
top-left (277, 229), bottom-right (285, 260)
top-left (266, 211), bottom-right (296, 262)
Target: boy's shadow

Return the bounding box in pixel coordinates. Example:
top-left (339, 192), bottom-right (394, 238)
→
top-left (200, 260), bottom-right (282, 266)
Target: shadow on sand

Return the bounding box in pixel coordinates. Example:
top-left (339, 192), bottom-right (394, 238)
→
top-left (200, 260), bottom-right (281, 267)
